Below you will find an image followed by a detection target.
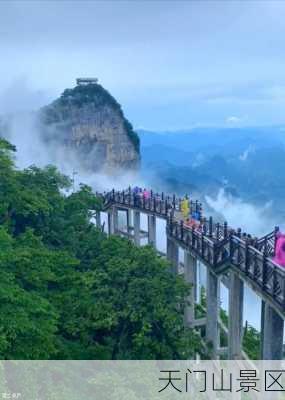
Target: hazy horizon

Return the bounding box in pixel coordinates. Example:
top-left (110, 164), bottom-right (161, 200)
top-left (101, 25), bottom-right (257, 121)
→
top-left (1, 1), bottom-right (285, 130)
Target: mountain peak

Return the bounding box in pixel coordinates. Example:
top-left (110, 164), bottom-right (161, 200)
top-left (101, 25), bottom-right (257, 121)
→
top-left (40, 81), bottom-right (140, 173)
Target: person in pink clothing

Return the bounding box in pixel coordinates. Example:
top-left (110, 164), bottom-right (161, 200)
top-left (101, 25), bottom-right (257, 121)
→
top-left (143, 189), bottom-right (150, 200)
top-left (273, 232), bottom-right (285, 267)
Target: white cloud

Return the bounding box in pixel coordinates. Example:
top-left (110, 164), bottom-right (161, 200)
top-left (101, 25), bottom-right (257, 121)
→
top-left (205, 189), bottom-right (275, 236)
top-left (226, 116), bottom-right (242, 124)
top-left (239, 145), bottom-right (255, 161)
top-left (1, 1), bottom-right (285, 128)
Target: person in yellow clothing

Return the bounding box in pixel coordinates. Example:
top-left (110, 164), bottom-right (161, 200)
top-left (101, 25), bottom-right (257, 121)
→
top-left (181, 198), bottom-right (190, 219)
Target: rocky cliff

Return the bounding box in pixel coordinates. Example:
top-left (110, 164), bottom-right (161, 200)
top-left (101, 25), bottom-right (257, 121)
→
top-left (39, 82), bottom-right (140, 173)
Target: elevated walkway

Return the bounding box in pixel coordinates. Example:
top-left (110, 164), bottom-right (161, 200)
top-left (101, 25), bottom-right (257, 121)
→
top-left (97, 188), bottom-right (285, 360)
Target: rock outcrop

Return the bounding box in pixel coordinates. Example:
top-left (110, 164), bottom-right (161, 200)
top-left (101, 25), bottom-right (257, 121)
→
top-left (39, 82), bottom-right (140, 173)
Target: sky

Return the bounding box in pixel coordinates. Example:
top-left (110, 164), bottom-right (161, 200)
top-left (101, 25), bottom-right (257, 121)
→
top-left (1, 0), bottom-right (285, 130)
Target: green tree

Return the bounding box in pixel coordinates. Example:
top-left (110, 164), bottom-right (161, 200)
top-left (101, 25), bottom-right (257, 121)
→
top-left (0, 138), bottom-right (200, 360)
top-left (0, 228), bottom-right (58, 358)
top-left (243, 322), bottom-right (261, 359)
top-left (54, 237), bottom-right (201, 359)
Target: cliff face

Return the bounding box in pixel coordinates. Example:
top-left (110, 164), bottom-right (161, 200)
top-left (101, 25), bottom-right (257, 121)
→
top-left (40, 83), bottom-right (140, 173)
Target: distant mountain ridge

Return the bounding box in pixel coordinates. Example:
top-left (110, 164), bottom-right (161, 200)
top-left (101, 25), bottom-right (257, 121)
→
top-left (138, 127), bottom-right (285, 218)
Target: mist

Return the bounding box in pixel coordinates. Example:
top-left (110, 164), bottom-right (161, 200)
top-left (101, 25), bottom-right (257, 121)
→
top-left (1, 80), bottom-right (281, 243)
top-left (1, 111), bottom-right (148, 196)
top-left (1, 90), bottom-right (275, 332)
top-left (2, 106), bottom-right (281, 241)
top-left (205, 188), bottom-right (278, 237)
top-left (0, 77), bottom-right (51, 114)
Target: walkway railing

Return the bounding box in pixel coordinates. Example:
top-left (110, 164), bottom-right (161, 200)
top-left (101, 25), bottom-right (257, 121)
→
top-left (101, 188), bottom-right (285, 315)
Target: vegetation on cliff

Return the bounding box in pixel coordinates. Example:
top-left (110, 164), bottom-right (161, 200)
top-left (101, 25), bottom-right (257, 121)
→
top-left (42, 83), bottom-right (140, 152)
top-left (0, 138), bottom-right (199, 359)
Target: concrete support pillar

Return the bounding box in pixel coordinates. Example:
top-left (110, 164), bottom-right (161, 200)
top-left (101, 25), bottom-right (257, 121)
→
top-left (166, 237), bottom-right (171, 261)
top-left (113, 207), bottom-right (118, 233)
top-left (96, 210), bottom-right (101, 229)
top-left (206, 269), bottom-right (219, 358)
top-left (166, 237), bottom-right (179, 274)
top-left (108, 211), bottom-right (114, 235)
top-left (133, 210), bottom-right (140, 246)
top-left (148, 215), bottom-right (156, 247)
top-left (126, 209), bottom-right (132, 234)
top-left (196, 261), bottom-right (201, 304)
top-left (228, 272), bottom-right (244, 359)
top-left (108, 207), bottom-right (118, 235)
top-left (184, 251), bottom-right (197, 327)
top-left (261, 301), bottom-right (284, 360)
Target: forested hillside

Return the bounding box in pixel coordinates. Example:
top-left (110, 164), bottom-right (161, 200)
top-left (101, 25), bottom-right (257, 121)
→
top-left (0, 138), bottom-right (199, 359)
